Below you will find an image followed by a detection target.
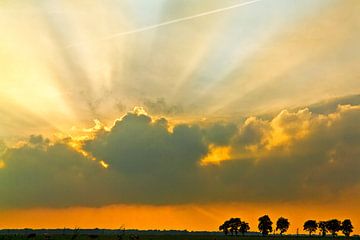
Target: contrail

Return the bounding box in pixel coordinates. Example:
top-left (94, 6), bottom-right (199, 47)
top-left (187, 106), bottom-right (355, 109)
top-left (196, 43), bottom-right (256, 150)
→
top-left (66, 0), bottom-right (262, 48)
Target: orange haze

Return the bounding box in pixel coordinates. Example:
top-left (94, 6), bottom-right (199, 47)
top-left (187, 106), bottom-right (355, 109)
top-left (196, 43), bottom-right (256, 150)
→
top-left (0, 202), bottom-right (359, 234)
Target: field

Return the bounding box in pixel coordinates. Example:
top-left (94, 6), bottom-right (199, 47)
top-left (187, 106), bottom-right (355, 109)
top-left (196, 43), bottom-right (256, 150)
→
top-left (0, 234), bottom-right (359, 240)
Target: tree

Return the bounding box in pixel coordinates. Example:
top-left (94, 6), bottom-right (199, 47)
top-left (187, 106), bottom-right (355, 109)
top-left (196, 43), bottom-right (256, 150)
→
top-left (326, 219), bottom-right (341, 237)
top-left (276, 217), bottom-right (290, 235)
top-left (258, 215), bottom-right (273, 236)
top-left (303, 220), bottom-right (317, 236)
top-left (341, 219), bottom-right (353, 237)
top-left (239, 221), bottom-right (250, 236)
top-left (229, 218), bottom-right (241, 235)
top-left (219, 220), bottom-right (230, 235)
top-left (318, 221), bottom-right (327, 236)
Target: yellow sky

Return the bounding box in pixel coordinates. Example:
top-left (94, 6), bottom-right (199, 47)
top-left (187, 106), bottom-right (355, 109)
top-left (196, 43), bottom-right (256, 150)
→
top-left (0, 0), bottom-right (359, 139)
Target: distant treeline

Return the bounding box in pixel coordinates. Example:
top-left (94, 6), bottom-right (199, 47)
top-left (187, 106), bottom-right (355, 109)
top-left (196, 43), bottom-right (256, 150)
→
top-left (0, 229), bottom-right (223, 236)
top-left (220, 215), bottom-right (354, 237)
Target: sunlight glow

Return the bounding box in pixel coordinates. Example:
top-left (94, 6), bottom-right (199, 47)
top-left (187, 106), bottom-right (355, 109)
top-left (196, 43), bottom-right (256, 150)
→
top-left (200, 144), bottom-right (232, 166)
top-left (0, 160), bottom-right (5, 169)
top-left (67, 137), bottom-right (98, 161)
top-left (99, 160), bottom-right (109, 169)
top-left (1, 202), bottom-right (359, 233)
top-left (0, 0), bottom-right (356, 139)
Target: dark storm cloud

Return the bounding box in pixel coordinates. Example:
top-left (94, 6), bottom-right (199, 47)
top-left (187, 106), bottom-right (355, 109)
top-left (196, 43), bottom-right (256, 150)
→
top-left (202, 123), bottom-right (237, 146)
top-left (0, 101), bottom-right (359, 208)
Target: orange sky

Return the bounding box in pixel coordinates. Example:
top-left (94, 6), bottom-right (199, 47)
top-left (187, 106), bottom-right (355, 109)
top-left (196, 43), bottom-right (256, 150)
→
top-left (1, 202), bottom-right (359, 234)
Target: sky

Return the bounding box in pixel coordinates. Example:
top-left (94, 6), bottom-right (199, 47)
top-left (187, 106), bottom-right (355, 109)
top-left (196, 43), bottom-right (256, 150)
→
top-left (0, 0), bottom-right (359, 234)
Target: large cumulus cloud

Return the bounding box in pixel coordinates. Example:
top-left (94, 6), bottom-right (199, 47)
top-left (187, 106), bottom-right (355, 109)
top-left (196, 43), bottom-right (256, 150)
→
top-left (84, 112), bottom-right (209, 204)
top-left (0, 138), bottom-right (107, 208)
top-left (205, 105), bottom-right (360, 202)
top-left (0, 103), bottom-right (359, 208)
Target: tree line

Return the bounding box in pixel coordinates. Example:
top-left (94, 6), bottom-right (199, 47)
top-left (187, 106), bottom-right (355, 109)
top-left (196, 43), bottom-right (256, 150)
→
top-left (219, 215), bottom-right (354, 237)
top-left (303, 219), bottom-right (353, 237)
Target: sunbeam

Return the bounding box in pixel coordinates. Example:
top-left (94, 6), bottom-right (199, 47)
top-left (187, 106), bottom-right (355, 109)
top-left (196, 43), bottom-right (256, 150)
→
top-left (66, 0), bottom-right (263, 49)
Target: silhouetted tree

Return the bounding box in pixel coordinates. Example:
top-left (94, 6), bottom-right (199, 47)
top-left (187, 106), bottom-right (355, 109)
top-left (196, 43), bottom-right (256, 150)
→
top-left (326, 219), bottom-right (341, 237)
top-left (258, 215), bottom-right (273, 236)
top-left (318, 221), bottom-right (327, 236)
top-left (341, 219), bottom-right (353, 237)
top-left (219, 220), bottom-right (231, 235)
top-left (303, 220), bottom-right (317, 236)
top-left (229, 218), bottom-right (241, 235)
top-left (239, 221), bottom-right (250, 236)
top-left (276, 217), bottom-right (290, 235)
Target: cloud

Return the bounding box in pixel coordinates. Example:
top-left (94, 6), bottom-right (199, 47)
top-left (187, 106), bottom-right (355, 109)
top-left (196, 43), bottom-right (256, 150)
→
top-left (143, 98), bottom-right (183, 116)
top-left (83, 111), bottom-right (209, 204)
top-left (0, 138), bottom-right (106, 208)
top-left (307, 94), bottom-right (360, 115)
top-left (0, 103), bottom-right (359, 208)
top-left (211, 105), bottom-right (360, 202)
top-left (202, 122), bottom-right (237, 146)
